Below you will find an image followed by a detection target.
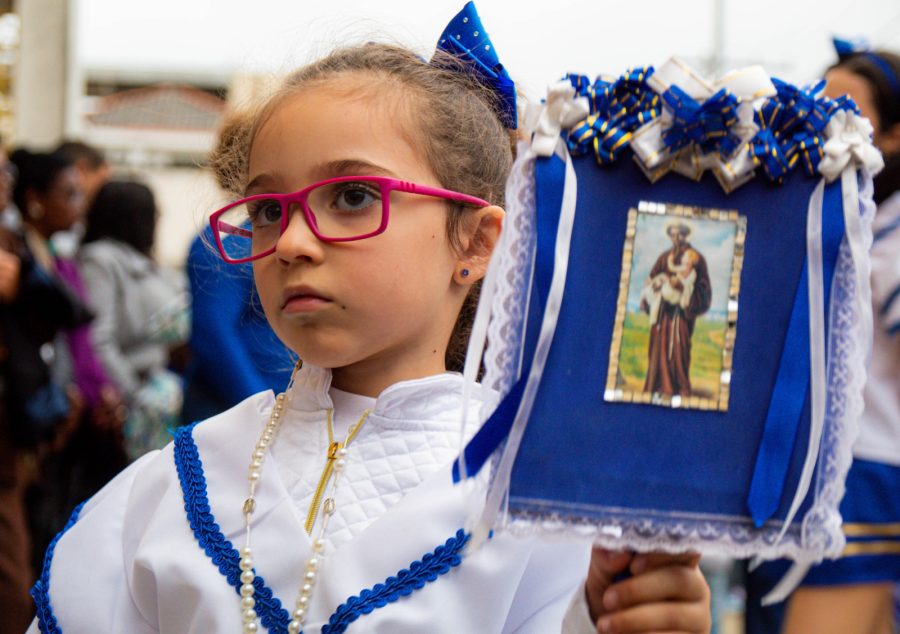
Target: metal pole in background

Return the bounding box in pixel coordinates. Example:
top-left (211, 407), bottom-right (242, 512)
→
top-left (12, 0), bottom-right (67, 147)
top-left (710, 0), bottom-right (725, 78)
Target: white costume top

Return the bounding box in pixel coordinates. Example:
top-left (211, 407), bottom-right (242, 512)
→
top-left (854, 191), bottom-right (900, 466)
top-left (29, 366), bottom-right (597, 633)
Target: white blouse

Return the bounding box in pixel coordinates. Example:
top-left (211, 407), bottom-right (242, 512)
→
top-left (28, 365), bottom-right (596, 633)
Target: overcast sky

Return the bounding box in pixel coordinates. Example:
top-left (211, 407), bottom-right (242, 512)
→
top-left (76, 0), bottom-right (900, 99)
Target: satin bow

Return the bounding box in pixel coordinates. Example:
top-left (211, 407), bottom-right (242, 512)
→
top-left (629, 58), bottom-right (776, 191)
top-left (750, 79), bottom-right (861, 182)
top-left (563, 68), bottom-right (660, 165)
top-left (435, 1), bottom-right (517, 129)
top-left (749, 113), bottom-right (792, 182)
top-left (530, 80), bottom-right (590, 157)
top-left (661, 85), bottom-right (741, 157)
top-left (818, 109), bottom-right (885, 181)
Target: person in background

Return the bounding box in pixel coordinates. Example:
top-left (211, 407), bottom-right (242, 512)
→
top-left (79, 180), bottom-right (189, 460)
top-left (9, 148), bottom-right (128, 574)
top-left (0, 144), bottom-right (32, 634)
top-left (746, 44), bottom-right (900, 634)
top-left (180, 111), bottom-right (294, 424)
top-left (782, 44), bottom-right (900, 634)
top-left (53, 140), bottom-right (110, 207)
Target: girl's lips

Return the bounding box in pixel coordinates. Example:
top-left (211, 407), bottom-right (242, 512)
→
top-left (281, 286), bottom-right (332, 313)
top-left (283, 295), bottom-right (330, 313)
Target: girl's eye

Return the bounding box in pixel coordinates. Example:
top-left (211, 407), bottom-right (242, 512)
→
top-left (247, 199), bottom-right (282, 227)
top-left (333, 183), bottom-right (379, 212)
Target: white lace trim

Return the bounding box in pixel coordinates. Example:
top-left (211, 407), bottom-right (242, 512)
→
top-left (482, 142), bottom-right (537, 399)
top-left (480, 163), bottom-right (874, 560)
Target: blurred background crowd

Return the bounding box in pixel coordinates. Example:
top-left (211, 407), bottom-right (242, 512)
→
top-left (0, 1), bottom-right (897, 633)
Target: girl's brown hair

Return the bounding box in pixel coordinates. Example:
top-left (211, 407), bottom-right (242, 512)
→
top-left (210, 43), bottom-right (516, 372)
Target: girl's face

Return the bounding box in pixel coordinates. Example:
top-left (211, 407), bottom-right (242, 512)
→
top-left (248, 82), bottom-right (485, 396)
top-left (32, 167), bottom-right (86, 236)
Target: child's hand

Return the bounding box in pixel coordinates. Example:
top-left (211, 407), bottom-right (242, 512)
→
top-left (584, 548), bottom-right (710, 633)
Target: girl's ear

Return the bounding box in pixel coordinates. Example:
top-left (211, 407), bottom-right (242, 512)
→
top-left (454, 205), bottom-right (504, 285)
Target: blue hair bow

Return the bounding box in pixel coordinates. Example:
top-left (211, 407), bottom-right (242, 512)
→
top-left (832, 36), bottom-right (870, 59)
top-left (434, 1), bottom-right (517, 129)
top-left (832, 35), bottom-right (900, 105)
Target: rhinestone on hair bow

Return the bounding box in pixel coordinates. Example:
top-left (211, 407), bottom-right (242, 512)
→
top-left (434, 1), bottom-right (518, 129)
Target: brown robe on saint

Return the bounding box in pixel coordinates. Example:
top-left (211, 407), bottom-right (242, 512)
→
top-left (641, 244), bottom-right (712, 396)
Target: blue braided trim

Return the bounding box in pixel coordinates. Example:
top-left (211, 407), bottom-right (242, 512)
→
top-left (173, 424), bottom-right (292, 633)
top-left (321, 529), bottom-right (470, 634)
top-left (30, 501), bottom-right (86, 634)
top-left (175, 424), bottom-right (469, 633)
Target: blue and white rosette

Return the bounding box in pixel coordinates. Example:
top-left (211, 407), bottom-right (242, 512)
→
top-left (456, 58), bottom-right (882, 597)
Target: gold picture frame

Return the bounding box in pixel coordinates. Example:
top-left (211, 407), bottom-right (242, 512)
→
top-left (604, 201), bottom-right (746, 411)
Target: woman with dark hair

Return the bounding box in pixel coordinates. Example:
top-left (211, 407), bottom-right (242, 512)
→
top-left (826, 46), bottom-right (900, 204)
top-left (79, 180), bottom-right (189, 461)
top-left (8, 148), bottom-right (128, 580)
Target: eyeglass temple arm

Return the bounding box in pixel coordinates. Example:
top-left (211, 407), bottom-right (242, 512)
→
top-left (404, 182), bottom-right (490, 207)
top-left (216, 221), bottom-right (253, 238)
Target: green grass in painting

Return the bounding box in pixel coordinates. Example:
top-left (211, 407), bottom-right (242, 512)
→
top-left (617, 312), bottom-right (724, 398)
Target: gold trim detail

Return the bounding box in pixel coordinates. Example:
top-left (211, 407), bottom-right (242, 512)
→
top-left (842, 540), bottom-right (900, 556)
top-left (843, 522), bottom-right (900, 538)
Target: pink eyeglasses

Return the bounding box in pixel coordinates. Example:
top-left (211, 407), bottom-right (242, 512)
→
top-left (209, 175), bottom-right (491, 263)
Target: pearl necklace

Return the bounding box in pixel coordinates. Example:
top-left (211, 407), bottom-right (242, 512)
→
top-left (238, 388), bottom-right (372, 633)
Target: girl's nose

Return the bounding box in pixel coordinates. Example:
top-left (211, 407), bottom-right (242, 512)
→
top-left (274, 206), bottom-right (325, 264)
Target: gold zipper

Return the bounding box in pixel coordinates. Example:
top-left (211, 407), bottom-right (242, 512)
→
top-left (304, 408), bottom-right (372, 535)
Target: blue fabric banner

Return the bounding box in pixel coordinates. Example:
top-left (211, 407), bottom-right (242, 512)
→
top-left (507, 155), bottom-right (826, 524)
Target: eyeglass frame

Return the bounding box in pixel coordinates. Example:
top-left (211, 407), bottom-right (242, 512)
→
top-left (209, 175), bottom-right (492, 264)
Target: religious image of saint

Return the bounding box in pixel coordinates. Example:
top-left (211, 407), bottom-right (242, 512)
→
top-left (639, 220), bottom-right (712, 396)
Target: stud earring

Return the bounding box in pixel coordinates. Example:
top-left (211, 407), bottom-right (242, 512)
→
top-left (460, 268), bottom-right (470, 278)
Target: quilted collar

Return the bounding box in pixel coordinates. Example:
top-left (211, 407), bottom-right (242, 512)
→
top-left (285, 364), bottom-right (496, 423)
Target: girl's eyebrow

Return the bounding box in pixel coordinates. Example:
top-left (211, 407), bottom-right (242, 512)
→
top-left (244, 159), bottom-right (397, 196)
top-left (313, 159), bottom-right (397, 179)
top-left (244, 173), bottom-right (277, 196)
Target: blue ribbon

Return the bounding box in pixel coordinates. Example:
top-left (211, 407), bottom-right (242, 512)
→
top-left (661, 85), bottom-right (741, 158)
top-left (564, 68), bottom-right (660, 165)
top-left (746, 179), bottom-right (847, 527)
top-left (453, 154), bottom-right (566, 481)
top-left (434, 1), bottom-right (517, 129)
top-left (750, 116), bottom-right (792, 183)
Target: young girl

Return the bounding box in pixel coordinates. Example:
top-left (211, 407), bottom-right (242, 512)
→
top-left (29, 43), bottom-right (710, 633)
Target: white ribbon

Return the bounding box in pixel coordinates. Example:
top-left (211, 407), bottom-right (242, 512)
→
top-left (750, 178), bottom-right (826, 594)
top-left (766, 111), bottom-right (881, 560)
top-left (818, 110), bottom-right (885, 182)
top-left (761, 559), bottom-right (813, 606)
top-left (761, 161), bottom-right (878, 605)
top-left (466, 136), bottom-right (578, 551)
top-left (530, 80), bottom-right (590, 158)
top-left (456, 205), bottom-right (507, 479)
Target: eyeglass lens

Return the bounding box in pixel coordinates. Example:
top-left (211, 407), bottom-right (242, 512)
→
top-left (214, 178), bottom-right (387, 260)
